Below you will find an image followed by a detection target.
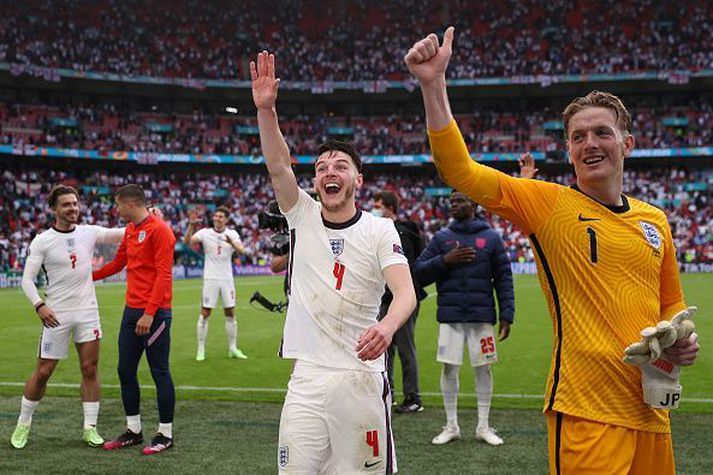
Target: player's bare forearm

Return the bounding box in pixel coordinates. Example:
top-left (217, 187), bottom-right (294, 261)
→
top-left (355, 264), bottom-right (415, 361)
top-left (421, 76), bottom-right (454, 132)
top-left (257, 107), bottom-right (299, 211)
top-left (381, 264), bottom-right (417, 331)
top-left (183, 224), bottom-right (195, 245)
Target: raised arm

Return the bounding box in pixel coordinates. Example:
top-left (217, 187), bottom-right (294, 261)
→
top-left (404, 26), bottom-right (455, 131)
top-left (184, 209), bottom-right (202, 246)
top-left (251, 51), bottom-right (299, 213)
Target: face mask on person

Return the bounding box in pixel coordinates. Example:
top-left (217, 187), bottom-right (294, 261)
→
top-left (371, 208), bottom-right (384, 218)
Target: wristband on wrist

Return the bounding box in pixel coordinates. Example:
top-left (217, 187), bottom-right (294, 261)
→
top-left (35, 303), bottom-right (46, 313)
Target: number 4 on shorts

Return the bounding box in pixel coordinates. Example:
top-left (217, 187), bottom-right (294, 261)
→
top-left (365, 430), bottom-right (379, 457)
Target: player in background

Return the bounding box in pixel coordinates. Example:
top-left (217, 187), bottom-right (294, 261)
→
top-left (406, 27), bottom-right (699, 474)
top-left (184, 206), bottom-right (247, 361)
top-left (252, 51), bottom-right (416, 474)
top-left (94, 184), bottom-right (176, 455)
top-left (11, 185), bottom-right (124, 449)
top-left (415, 191), bottom-right (514, 446)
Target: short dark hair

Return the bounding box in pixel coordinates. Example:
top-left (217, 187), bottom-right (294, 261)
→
top-left (48, 184), bottom-right (79, 208)
top-left (373, 191), bottom-right (398, 214)
top-left (317, 139), bottom-right (362, 173)
top-left (115, 184), bottom-right (146, 204)
top-left (214, 206), bottom-right (230, 218)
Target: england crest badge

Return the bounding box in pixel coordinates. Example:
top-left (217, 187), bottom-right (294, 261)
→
top-left (138, 230), bottom-right (147, 243)
top-left (330, 238), bottom-right (344, 257)
top-left (639, 221), bottom-right (662, 250)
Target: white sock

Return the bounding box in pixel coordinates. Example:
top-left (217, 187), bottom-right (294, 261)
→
top-left (475, 365), bottom-right (493, 430)
top-left (82, 401), bottom-right (100, 430)
top-left (440, 364), bottom-right (460, 430)
top-left (127, 414), bottom-right (141, 434)
top-left (18, 396), bottom-right (39, 426)
top-left (225, 318), bottom-right (237, 351)
top-left (197, 315), bottom-right (208, 350)
top-left (158, 422), bottom-right (173, 439)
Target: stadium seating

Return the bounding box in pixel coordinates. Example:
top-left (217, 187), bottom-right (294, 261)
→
top-left (1, 163), bottom-right (711, 273)
top-left (1, 0), bottom-right (710, 81)
top-left (1, 99), bottom-right (711, 155)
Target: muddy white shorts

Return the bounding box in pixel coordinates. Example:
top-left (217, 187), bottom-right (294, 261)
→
top-left (278, 360), bottom-right (397, 474)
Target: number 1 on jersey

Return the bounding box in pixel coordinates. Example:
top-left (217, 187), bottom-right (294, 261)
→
top-left (587, 227), bottom-right (598, 264)
top-left (333, 262), bottom-right (346, 290)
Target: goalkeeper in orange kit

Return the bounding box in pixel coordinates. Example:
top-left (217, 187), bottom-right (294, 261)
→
top-left (405, 27), bottom-right (700, 475)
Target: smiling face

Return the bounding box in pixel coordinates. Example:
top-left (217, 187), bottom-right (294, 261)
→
top-left (212, 211), bottom-right (228, 232)
top-left (53, 193), bottom-right (79, 227)
top-left (314, 150), bottom-right (363, 214)
top-left (566, 106), bottom-right (634, 191)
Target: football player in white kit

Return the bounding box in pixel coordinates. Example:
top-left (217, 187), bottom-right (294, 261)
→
top-left (10, 185), bottom-right (124, 449)
top-left (252, 51), bottom-right (417, 474)
top-left (184, 206), bottom-right (247, 361)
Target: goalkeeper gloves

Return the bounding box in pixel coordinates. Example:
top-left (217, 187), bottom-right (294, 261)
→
top-left (623, 306), bottom-right (697, 409)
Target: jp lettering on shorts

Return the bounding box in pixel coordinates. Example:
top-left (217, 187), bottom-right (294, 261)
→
top-left (437, 322), bottom-right (497, 367)
top-left (37, 309), bottom-right (102, 360)
top-left (202, 280), bottom-right (236, 308)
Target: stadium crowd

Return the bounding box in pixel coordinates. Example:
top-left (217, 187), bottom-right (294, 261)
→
top-left (1, 0), bottom-right (710, 81)
top-left (1, 164), bottom-right (711, 274)
top-left (1, 98), bottom-right (712, 155)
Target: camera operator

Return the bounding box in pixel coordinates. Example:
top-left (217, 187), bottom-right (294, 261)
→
top-left (250, 200), bottom-right (289, 312)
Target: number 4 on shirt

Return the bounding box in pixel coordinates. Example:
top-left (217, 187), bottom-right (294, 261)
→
top-left (333, 262), bottom-right (346, 290)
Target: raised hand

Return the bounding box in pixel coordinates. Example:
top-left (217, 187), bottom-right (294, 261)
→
top-left (251, 51), bottom-right (280, 110)
top-left (404, 26), bottom-right (455, 86)
top-left (187, 208), bottom-right (201, 225)
top-left (518, 153), bottom-right (539, 179)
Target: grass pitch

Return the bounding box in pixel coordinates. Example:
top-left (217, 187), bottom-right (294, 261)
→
top-left (0, 274), bottom-right (711, 473)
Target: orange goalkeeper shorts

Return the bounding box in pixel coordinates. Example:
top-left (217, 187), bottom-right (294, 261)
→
top-left (546, 411), bottom-right (674, 475)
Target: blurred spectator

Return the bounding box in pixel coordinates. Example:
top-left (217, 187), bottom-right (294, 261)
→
top-left (0, 0), bottom-right (710, 81)
top-left (1, 163), bottom-right (711, 274)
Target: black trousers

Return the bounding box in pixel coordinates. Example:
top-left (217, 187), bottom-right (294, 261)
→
top-left (118, 306), bottom-right (175, 423)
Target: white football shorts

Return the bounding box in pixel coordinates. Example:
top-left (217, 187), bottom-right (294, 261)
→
top-left (278, 360), bottom-right (397, 474)
top-left (202, 279), bottom-right (236, 309)
top-left (37, 309), bottom-right (102, 360)
top-left (437, 322), bottom-right (498, 367)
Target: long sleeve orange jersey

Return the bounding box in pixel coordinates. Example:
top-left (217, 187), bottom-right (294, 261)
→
top-left (429, 120), bottom-right (686, 433)
top-left (93, 214), bottom-right (176, 316)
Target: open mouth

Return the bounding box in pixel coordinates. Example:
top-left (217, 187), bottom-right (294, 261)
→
top-left (583, 155), bottom-right (605, 165)
top-left (324, 183), bottom-right (341, 195)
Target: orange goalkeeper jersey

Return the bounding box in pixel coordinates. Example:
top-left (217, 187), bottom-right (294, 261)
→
top-left (429, 120), bottom-right (686, 433)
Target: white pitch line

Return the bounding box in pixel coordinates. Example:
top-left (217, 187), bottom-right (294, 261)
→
top-left (0, 382), bottom-right (711, 403)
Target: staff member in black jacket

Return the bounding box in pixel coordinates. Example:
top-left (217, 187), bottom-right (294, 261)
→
top-left (416, 191), bottom-right (514, 446)
top-left (373, 191), bottom-right (427, 414)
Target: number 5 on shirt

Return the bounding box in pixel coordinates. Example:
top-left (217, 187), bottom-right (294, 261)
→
top-left (333, 262), bottom-right (346, 290)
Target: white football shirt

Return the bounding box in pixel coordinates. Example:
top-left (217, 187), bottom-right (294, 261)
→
top-left (21, 225), bottom-right (124, 312)
top-left (281, 189), bottom-right (408, 372)
top-left (193, 227), bottom-right (242, 280)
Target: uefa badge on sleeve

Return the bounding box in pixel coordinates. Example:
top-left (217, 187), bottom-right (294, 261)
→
top-left (138, 230), bottom-right (147, 243)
